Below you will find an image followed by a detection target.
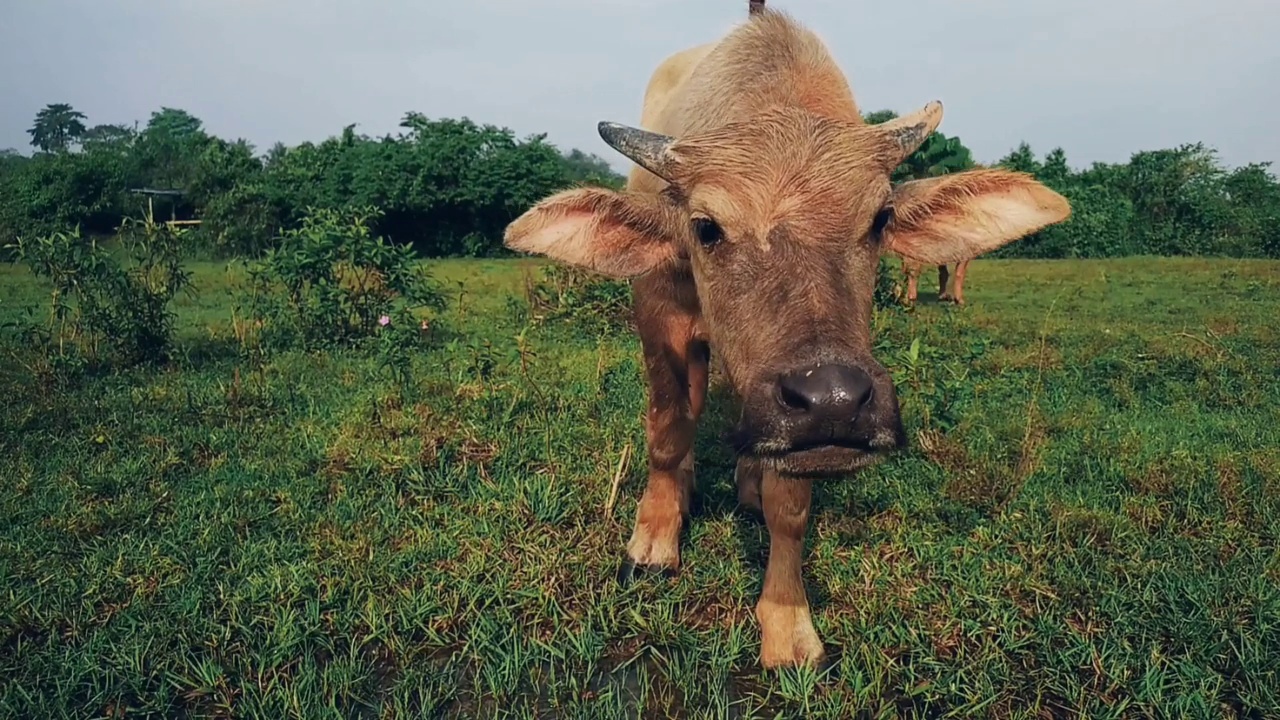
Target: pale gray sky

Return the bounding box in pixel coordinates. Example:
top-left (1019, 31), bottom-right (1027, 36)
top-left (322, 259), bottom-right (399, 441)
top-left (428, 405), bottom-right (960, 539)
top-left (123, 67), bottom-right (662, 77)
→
top-left (3, 0), bottom-right (1278, 172)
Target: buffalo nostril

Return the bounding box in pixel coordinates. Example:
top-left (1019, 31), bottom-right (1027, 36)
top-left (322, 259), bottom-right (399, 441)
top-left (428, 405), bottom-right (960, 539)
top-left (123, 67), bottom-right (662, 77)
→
top-left (850, 381), bottom-right (873, 408)
top-left (778, 380), bottom-right (812, 412)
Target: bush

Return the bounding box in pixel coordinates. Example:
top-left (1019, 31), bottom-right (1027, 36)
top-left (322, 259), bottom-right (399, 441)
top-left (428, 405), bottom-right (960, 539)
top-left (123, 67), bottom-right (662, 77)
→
top-left (237, 206), bottom-right (448, 353)
top-left (6, 215), bottom-right (192, 367)
top-left (521, 264), bottom-right (633, 336)
top-left (874, 256), bottom-right (903, 311)
top-left (199, 182), bottom-right (286, 258)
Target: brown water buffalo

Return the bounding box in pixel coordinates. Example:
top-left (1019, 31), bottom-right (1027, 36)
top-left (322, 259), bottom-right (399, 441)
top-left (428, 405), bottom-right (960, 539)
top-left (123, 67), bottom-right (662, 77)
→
top-left (503, 1), bottom-right (1070, 668)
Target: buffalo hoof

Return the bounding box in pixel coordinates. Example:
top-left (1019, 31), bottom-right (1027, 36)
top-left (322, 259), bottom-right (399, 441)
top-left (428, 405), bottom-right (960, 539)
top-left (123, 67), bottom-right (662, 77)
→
top-left (616, 557), bottom-right (677, 586)
top-left (757, 600), bottom-right (827, 669)
top-left (735, 502), bottom-right (765, 525)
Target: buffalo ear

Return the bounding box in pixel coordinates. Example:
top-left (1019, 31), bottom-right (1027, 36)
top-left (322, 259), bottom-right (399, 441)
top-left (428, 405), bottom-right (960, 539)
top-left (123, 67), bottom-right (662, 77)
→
top-left (504, 188), bottom-right (680, 277)
top-left (884, 168), bottom-right (1070, 264)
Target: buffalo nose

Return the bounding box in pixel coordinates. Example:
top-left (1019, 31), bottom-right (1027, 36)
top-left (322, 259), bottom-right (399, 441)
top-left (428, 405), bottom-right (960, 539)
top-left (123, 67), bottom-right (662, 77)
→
top-left (777, 364), bottom-right (873, 419)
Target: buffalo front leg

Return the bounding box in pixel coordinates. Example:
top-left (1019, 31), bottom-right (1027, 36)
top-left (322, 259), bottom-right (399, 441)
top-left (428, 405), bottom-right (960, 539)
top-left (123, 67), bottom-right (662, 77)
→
top-left (937, 263), bottom-right (952, 302)
top-left (903, 261), bottom-right (920, 305)
top-left (756, 469), bottom-right (825, 668)
top-left (619, 332), bottom-right (708, 581)
top-left (951, 259), bottom-right (970, 305)
top-left (735, 455), bottom-right (763, 516)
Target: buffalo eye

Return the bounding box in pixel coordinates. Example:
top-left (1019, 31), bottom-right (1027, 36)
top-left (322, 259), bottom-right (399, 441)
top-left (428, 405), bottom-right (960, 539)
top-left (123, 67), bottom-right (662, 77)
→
top-left (871, 204), bottom-right (894, 238)
top-left (691, 217), bottom-right (724, 248)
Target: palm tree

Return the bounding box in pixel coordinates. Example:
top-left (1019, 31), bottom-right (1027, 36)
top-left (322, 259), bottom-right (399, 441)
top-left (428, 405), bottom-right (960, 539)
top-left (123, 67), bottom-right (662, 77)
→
top-left (27, 103), bottom-right (88, 153)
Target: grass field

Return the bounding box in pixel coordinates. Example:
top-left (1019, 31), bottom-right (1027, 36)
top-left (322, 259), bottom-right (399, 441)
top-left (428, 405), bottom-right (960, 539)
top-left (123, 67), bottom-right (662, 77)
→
top-left (3, 256), bottom-right (1280, 718)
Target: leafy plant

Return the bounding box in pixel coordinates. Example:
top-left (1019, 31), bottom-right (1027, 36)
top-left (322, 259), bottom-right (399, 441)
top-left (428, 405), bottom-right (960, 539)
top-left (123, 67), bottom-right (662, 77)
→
top-left (6, 213), bottom-right (192, 368)
top-left (453, 337), bottom-right (501, 384)
top-left (885, 336), bottom-right (978, 432)
top-left (239, 205), bottom-right (447, 352)
top-left (375, 306), bottom-right (434, 390)
top-left (521, 264), bottom-right (633, 335)
top-left (873, 256), bottom-right (903, 311)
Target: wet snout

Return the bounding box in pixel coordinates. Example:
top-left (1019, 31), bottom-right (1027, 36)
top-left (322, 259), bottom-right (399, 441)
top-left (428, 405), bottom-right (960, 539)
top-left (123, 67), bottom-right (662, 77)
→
top-left (776, 363), bottom-right (874, 441)
top-left (736, 358), bottom-right (907, 475)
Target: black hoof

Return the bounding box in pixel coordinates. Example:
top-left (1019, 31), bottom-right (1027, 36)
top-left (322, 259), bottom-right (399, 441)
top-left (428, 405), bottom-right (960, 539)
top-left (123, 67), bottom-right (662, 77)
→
top-left (616, 557), bottom-right (677, 586)
top-left (816, 646), bottom-right (842, 675)
top-left (735, 502), bottom-right (765, 525)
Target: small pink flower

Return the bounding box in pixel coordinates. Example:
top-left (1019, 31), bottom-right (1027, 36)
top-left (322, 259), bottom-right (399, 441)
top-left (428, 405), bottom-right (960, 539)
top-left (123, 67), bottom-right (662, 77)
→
top-left (378, 315), bottom-right (390, 326)
top-left (419, 319), bottom-right (430, 330)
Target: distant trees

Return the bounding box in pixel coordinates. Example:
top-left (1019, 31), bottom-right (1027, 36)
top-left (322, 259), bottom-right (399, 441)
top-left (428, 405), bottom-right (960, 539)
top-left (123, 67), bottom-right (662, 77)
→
top-left (0, 105), bottom-right (629, 259)
top-left (136, 108), bottom-right (209, 191)
top-left (194, 113), bottom-right (594, 257)
top-left (896, 133), bottom-right (975, 182)
top-left (1, 102), bottom-right (1278, 261)
top-left (561, 148), bottom-right (627, 189)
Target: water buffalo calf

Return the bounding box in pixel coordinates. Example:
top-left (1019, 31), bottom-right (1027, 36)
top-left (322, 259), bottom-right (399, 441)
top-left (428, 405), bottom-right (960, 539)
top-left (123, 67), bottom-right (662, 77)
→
top-left (504, 1), bottom-right (1071, 668)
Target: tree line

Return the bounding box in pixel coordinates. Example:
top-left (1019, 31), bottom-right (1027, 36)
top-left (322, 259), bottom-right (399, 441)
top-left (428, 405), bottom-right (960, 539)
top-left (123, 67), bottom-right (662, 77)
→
top-left (2, 102), bottom-right (1278, 260)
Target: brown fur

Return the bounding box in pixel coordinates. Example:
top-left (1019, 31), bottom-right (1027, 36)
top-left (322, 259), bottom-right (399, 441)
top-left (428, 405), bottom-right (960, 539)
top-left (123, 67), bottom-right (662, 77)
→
top-left (503, 2), bottom-right (1071, 669)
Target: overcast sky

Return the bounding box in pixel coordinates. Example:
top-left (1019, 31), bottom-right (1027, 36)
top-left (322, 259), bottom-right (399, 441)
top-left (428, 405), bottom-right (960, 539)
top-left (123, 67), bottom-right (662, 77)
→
top-left (3, 0), bottom-right (1278, 172)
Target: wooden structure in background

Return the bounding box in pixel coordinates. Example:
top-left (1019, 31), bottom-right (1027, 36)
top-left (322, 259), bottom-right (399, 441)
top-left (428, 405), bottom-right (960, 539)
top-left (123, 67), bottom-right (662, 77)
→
top-left (127, 188), bottom-right (201, 228)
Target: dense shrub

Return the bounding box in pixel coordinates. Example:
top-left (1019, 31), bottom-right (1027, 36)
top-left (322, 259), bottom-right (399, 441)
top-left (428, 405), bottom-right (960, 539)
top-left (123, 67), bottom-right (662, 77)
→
top-left (521, 264), bottom-right (634, 336)
top-left (236, 206), bottom-right (448, 353)
top-left (200, 181), bottom-right (287, 258)
top-left (6, 216), bottom-right (191, 368)
top-left (874, 256), bottom-right (903, 310)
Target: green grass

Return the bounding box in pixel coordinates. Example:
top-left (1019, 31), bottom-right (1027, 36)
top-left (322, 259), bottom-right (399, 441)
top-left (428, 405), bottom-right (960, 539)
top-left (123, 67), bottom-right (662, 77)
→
top-left (3, 255), bottom-right (1280, 718)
